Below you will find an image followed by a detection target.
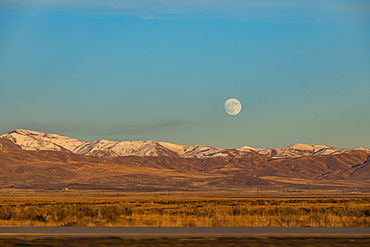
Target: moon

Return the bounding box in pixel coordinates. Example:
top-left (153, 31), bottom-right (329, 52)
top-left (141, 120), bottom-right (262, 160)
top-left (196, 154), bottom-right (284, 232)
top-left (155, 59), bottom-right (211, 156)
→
top-left (224, 98), bottom-right (242, 115)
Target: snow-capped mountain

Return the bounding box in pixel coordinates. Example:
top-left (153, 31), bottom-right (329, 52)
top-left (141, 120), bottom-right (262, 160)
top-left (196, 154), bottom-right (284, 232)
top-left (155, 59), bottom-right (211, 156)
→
top-left (0, 129), bottom-right (232, 158)
top-left (0, 129), bottom-right (369, 159)
top-left (1, 129), bottom-right (86, 152)
top-left (258, 143), bottom-right (370, 158)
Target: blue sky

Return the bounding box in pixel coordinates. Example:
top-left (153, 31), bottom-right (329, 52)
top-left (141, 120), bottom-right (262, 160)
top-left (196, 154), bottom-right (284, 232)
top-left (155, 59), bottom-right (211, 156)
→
top-left (0, 0), bottom-right (369, 148)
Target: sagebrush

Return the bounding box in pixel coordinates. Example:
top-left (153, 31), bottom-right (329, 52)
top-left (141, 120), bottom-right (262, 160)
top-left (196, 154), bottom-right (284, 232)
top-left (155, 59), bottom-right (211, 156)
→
top-left (0, 198), bottom-right (369, 227)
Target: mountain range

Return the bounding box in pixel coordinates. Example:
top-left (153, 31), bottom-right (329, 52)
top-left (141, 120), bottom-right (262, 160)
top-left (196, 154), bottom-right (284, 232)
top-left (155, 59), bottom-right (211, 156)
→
top-left (0, 129), bottom-right (369, 192)
top-left (1, 129), bottom-right (369, 159)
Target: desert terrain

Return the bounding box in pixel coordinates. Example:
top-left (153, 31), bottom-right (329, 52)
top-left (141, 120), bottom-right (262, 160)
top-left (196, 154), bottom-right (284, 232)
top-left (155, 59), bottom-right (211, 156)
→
top-left (0, 130), bottom-right (369, 246)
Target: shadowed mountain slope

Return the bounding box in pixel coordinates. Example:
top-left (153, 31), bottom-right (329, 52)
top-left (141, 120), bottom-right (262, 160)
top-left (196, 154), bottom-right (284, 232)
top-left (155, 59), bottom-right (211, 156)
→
top-left (350, 155), bottom-right (370, 180)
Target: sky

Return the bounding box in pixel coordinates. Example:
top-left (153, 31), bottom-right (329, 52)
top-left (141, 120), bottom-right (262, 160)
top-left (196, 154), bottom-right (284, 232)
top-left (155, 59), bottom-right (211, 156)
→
top-left (0, 0), bottom-right (369, 149)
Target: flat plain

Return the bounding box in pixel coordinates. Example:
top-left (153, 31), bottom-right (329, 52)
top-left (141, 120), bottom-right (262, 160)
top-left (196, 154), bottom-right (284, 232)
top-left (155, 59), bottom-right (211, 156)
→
top-left (0, 192), bottom-right (369, 227)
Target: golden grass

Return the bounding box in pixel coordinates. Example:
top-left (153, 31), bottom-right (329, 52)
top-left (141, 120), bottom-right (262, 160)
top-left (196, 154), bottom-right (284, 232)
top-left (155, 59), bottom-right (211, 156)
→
top-left (0, 197), bottom-right (369, 227)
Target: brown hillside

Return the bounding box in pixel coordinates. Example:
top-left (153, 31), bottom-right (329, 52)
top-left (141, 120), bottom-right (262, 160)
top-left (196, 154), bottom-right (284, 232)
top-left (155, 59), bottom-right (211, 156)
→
top-left (267, 153), bottom-right (369, 180)
top-left (0, 149), bottom-right (369, 191)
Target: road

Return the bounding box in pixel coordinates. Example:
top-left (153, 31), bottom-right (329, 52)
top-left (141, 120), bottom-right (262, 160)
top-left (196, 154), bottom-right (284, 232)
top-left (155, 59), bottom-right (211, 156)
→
top-left (0, 227), bottom-right (369, 238)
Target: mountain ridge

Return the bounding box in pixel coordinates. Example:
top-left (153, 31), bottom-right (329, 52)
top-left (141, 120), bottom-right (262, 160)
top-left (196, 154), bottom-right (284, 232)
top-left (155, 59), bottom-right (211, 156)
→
top-left (1, 129), bottom-right (369, 159)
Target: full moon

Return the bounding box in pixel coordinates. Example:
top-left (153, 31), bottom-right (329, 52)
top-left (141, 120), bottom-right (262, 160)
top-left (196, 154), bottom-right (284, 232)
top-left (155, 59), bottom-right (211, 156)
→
top-left (224, 98), bottom-right (242, 115)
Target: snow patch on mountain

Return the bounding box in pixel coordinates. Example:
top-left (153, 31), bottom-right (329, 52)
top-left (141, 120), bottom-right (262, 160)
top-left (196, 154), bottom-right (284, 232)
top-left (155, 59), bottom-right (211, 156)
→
top-left (258, 143), bottom-right (333, 157)
top-left (313, 146), bottom-right (370, 156)
top-left (181, 145), bottom-right (226, 158)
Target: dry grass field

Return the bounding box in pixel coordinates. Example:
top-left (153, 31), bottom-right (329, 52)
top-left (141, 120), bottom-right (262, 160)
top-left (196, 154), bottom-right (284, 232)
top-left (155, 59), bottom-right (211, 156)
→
top-left (0, 196), bottom-right (369, 227)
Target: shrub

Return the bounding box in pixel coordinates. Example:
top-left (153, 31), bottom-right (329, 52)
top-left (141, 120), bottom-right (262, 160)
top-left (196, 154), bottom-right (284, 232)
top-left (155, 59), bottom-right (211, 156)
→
top-left (0, 206), bottom-right (12, 220)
